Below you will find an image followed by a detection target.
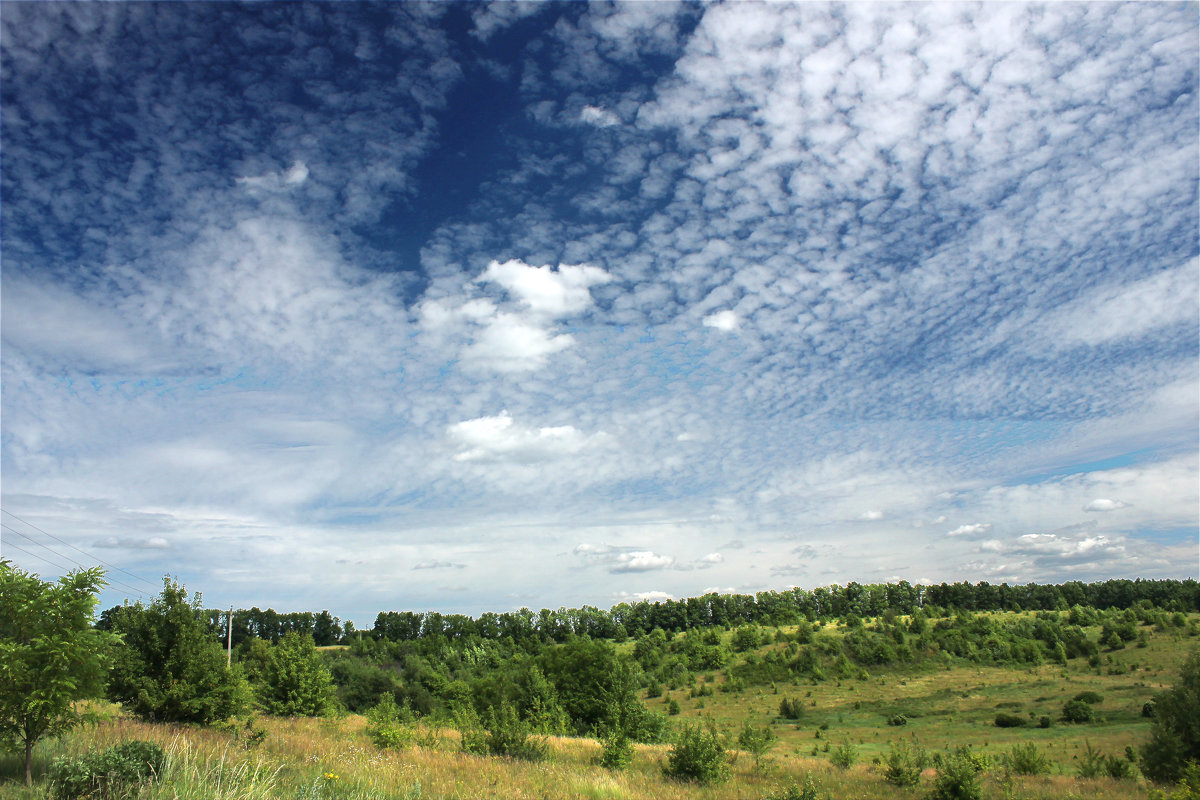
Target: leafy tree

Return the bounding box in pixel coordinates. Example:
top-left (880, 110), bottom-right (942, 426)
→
top-left (106, 577), bottom-right (250, 723)
top-left (0, 562), bottom-right (115, 786)
top-left (1142, 649), bottom-right (1200, 783)
top-left (664, 720), bottom-right (729, 784)
top-left (736, 720), bottom-right (776, 770)
top-left (257, 632), bottom-right (338, 716)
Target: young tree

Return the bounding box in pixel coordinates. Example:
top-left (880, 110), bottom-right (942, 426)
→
top-left (0, 561), bottom-right (115, 785)
top-left (106, 577), bottom-right (250, 723)
top-left (257, 632), bottom-right (338, 716)
top-left (1141, 648), bottom-right (1200, 783)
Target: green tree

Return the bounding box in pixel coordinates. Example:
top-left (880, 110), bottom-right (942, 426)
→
top-left (736, 720), bottom-right (777, 770)
top-left (1141, 649), bottom-right (1200, 783)
top-left (257, 632), bottom-right (337, 716)
top-left (106, 577), bottom-right (250, 723)
top-left (0, 562), bottom-right (114, 786)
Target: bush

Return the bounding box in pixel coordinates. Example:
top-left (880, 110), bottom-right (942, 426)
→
top-left (1078, 742), bottom-right (1135, 780)
top-left (365, 694), bottom-right (414, 749)
top-left (887, 714), bottom-right (909, 726)
top-left (598, 727), bottom-right (634, 771)
top-left (1003, 742), bottom-right (1049, 776)
top-left (737, 721), bottom-right (777, 770)
top-left (884, 740), bottom-right (928, 787)
top-left (1038, 715), bottom-right (1052, 728)
top-left (1141, 649), bottom-right (1200, 783)
top-left (1073, 690), bottom-right (1103, 705)
top-left (50, 740), bottom-right (166, 800)
top-left (779, 697), bottom-right (805, 720)
top-left (829, 740), bottom-right (856, 770)
top-left (483, 703), bottom-right (547, 761)
top-left (1062, 699), bottom-right (1095, 723)
top-left (928, 747), bottom-right (984, 800)
top-left (766, 774), bottom-right (820, 800)
top-left (994, 712), bottom-right (1026, 728)
top-left (664, 721), bottom-right (729, 784)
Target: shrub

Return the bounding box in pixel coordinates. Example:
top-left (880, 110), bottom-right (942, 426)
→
top-left (1078, 742), bottom-right (1135, 780)
top-left (1003, 742), bottom-right (1049, 776)
top-left (1038, 715), bottom-right (1052, 728)
top-left (598, 726), bottom-right (634, 771)
top-left (50, 740), bottom-right (166, 800)
top-left (664, 721), bottom-right (730, 784)
top-left (829, 740), bottom-right (856, 770)
top-left (888, 714), bottom-right (909, 726)
top-left (737, 720), bottom-right (777, 770)
top-left (483, 703), bottom-right (546, 761)
top-left (766, 774), bottom-right (820, 800)
top-left (1141, 649), bottom-right (1200, 783)
top-left (779, 697), bottom-right (805, 720)
top-left (365, 694), bottom-right (414, 749)
top-left (1062, 699), bottom-right (1095, 723)
top-left (994, 712), bottom-right (1026, 728)
top-left (1073, 690), bottom-right (1103, 705)
top-left (927, 747), bottom-right (984, 800)
top-left (884, 740), bottom-right (928, 787)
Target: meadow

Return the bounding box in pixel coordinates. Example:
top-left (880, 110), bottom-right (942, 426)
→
top-left (2, 610), bottom-right (1193, 800)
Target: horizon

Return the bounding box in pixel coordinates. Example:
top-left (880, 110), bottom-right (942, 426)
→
top-left (2, 2), bottom-right (1197, 621)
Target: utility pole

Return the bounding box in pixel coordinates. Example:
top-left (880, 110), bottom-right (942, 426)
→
top-left (226, 605), bottom-right (233, 669)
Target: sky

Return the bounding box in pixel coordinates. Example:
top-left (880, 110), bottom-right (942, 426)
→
top-left (1, 1), bottom-right (1197, 624)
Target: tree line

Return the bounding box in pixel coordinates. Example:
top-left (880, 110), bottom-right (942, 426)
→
top-left (178, 578), bottom-right (1199, 649)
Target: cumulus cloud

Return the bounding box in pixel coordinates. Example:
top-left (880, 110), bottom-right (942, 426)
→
top-left (420, 260), bottom-right (611, 372)
top-left (575, 543), bottom-right (675, 573)
top-left (702, 310), bottom-right (739, 332)
top-left (947, 523), bottom-right (992, 538)
top-left (448, 411), bottom-right (605, 464)
top-left (614, 590), bottom-right (673, 603)
top-left (580, 105), bottom-right (620, 128)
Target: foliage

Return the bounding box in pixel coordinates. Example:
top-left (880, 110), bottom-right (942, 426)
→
top-left (736, 720), bottom-right (776, 770)
top-left (0, 561), bottom-right (114, 786)
top-left (1062, 698), bottom-right (1095, 723)
top-left (829, 740), bottom-right (856, 769)
top-left (993, 712), bottom-right (1026, 728)
top-left (366, 693), bottom-right (414, 749)
top-left (598, 726), bottom-right (634, 771)
top-left (663, 720), bottom-right (729, 784)
top-left (928, 747), bottom-right (984, 800)
top-left (1002, 742), bottom-right (1049, 776)
top-left (49, 740), bottom-right (165, 800)
top-left (1073, 690), bottom-right (1103, 704)
top-left (1142, 649), bottom-right (1200, 783)
top-left (105, 578), bottom-right (250, 724)
top-left (778, 697), bottom-right (805, 720)
top-left (1078, 741), bottom-right (1135, 779)
top-left (256, 633), bottom-right (338, 717)
top-left (884, 740), bottom-right (928, 787)
top-left (765, 774), bottom-right (819, 800)
top-left (482, 702), bottom-right (547, 761)
top-left (325, 651), bottom-right (399, 712)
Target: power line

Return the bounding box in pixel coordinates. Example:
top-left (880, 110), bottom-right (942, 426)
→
top-left (2, 539), bottom-right (75, 572)
top-left (1, 508), bottom-right (161, 593)
top-left (2, 524), bottom-right (152, 600)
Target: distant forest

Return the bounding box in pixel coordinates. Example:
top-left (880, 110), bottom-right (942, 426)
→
top-left (101, 578), bottom-right (1198, 648)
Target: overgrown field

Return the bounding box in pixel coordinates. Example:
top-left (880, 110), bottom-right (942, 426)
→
top-left (3, 609), bottom-right (1195, 800)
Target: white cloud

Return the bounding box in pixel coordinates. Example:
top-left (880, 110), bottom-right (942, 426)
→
top-left (615, 590), bottom-right (673, 603)
top-left (93, 536), bottom-right (170, 550)
top-left (612, 550), bottom-right (675, 572)
top-left (947, 523), bottom-right (992, 538)
top-left (448, 411), bottom-right (604, 464)
top-left (477, 259), bottom-right (612, 317)
top-left (580, 105), bottom-right (620, 128)
top-left (858, 510), bottom-right (884, 521)
top-left (1084, 498), bottom-right (1130, 512)
top-left (702, 309), bottom-right (739, 332)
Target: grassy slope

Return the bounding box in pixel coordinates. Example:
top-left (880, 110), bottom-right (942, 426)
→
top-left (1, 612), bottom-right (1194, 800)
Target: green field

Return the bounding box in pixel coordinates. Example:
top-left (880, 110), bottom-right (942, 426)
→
top-left (3, 610), bottom-right (1195, 800)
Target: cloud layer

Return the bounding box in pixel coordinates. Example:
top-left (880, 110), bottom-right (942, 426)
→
top-left (2, 2), bottom-right (1196, 619)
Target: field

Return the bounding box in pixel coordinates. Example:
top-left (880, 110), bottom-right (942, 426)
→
top-left (1, 612), bottom-right (1194, 800)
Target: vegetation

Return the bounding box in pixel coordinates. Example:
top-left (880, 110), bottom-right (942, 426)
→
top-left (3, 577), bottom-right (1200, 798)
top-left (1141, 648), bottom-right (1200, 783)
top-left (103, 579), bottom-right (250, 724)
top-left (48, 740), bottom-right (165, 800)
top-left (0, 563), bottom-right (114, 786)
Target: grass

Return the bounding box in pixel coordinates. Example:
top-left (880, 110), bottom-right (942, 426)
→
top-left (1, 612), bottom-right (1193, 799)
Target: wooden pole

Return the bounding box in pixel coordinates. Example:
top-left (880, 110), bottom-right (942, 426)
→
top-left (227, 605), bottom-right (233, 669)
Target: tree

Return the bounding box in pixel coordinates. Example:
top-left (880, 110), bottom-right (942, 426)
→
top-left (106, 577), bottom-right (250, 723)
top-left (0, 561), bottom-right (115, 785)
top-left (257, 632), bottom-right (338, 716)
top-left (1141, 648), bottom-right (1200, 783)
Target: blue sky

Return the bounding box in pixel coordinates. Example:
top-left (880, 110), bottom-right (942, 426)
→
top-left (2, 2), bottom-right (1197, 622)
